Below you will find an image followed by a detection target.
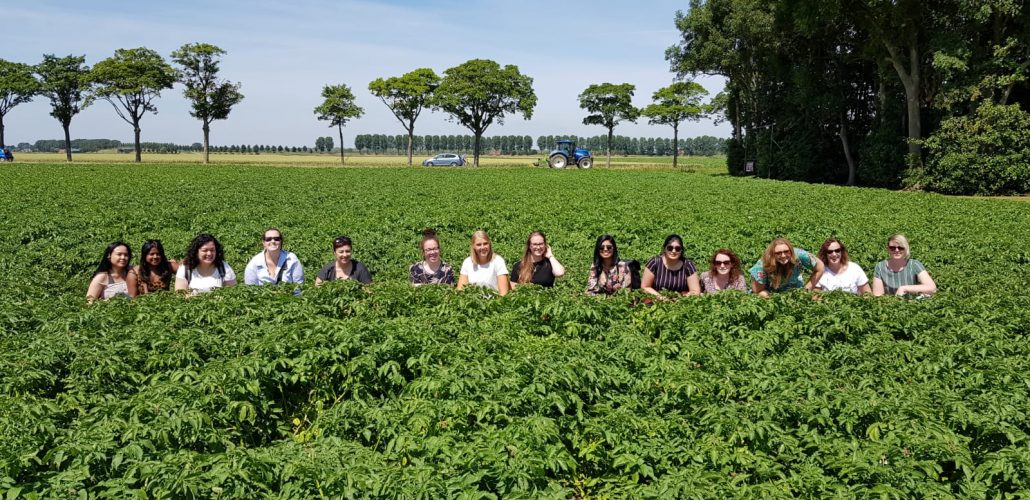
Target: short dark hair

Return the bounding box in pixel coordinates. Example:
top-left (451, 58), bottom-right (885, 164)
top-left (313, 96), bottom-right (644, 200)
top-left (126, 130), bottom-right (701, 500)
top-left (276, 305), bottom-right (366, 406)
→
top-left (332, 235), bottom-right (352, 250)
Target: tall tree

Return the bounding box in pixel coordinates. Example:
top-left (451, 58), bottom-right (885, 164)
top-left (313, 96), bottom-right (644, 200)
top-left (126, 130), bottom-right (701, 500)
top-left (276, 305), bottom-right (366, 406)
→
top-left (0, 59), bottom-right (40, 147)
top-left (314, 84), bottom-right (362, 165)
top-left (579, 83), bottom-right (640, 168)
top-left (170, 43), bottom-right (244, 164)
top-left (35, 54), bottom-right (91, 161)
top-left (431, 59), bottom-right (536, 167)
top-left (368, 68), bottom-right (440, 167)
top-left (88, 47), bottom-right (176, 162)
top-left (641, 81), bottom-right (709, 168)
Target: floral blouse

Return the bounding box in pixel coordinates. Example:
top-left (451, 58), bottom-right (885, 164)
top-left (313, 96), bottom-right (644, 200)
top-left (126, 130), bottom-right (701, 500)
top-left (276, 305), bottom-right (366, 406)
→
top-left (586, 260), bottom-right (632, 295)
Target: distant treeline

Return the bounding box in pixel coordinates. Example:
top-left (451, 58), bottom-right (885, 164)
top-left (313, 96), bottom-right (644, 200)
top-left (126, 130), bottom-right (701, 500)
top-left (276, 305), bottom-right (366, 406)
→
top-left (353, 134), bottom-right (727, 156)
top-left (31, 139), bottom-right (197, 154)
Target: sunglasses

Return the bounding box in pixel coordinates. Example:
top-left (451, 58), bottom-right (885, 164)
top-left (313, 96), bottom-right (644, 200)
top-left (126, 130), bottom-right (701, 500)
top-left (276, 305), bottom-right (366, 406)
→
top-left (714, 260), bottom-right (732, 267)
top-left (774, 250), bottom-right (791, 256)
top-left (665, 245), bottom-right (683, 252)
top-left (264, 236), bottom-right (282, 242)
top-left (600, 244), bottom-right (614, 251)
top-left (826, 248), bottom-right (842, 254)
top-left (888, 245), bottom-right (905, 251)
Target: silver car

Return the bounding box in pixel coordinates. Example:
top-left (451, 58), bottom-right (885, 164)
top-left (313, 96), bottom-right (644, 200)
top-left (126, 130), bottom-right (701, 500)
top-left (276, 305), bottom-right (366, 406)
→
top-left (422, 153), bottom-right (466, 167)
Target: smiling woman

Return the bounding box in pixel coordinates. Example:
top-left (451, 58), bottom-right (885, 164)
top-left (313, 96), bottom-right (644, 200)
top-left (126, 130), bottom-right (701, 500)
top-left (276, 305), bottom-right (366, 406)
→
top-left (175, 233), bottom-right (237, 295)
top-left (86, 241), bottom-right (137, 303)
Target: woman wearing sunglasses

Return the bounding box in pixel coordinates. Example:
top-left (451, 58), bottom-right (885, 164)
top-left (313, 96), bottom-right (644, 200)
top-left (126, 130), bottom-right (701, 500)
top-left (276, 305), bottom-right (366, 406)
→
top-left (699, 248), bottom-right (747, 294)
top-left (641, 234), bottom-right (701, 299)
top-left (814, 238), bottom-right (870, 294)
top-left (244, 228), bottom-right (305, 286)
top-left (749, 237), bottom-right (824, 297)
top-left (872, 233), bottom-right (936, 297)
top-left (586, 234), bottom-right (632, 295)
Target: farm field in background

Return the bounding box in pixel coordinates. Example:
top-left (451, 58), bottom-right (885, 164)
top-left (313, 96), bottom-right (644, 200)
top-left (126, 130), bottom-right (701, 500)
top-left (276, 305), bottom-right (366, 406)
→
top-left (10, 152), bottom-right (728, 172)
top-left (1, 163), bottom-right (1028, 496)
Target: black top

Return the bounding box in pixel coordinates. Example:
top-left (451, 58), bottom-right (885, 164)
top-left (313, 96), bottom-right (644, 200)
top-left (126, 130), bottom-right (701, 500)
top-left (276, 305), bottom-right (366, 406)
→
top-left (317, 260), bottom-right (373, 284)
top-left (510, 258), bottom-right (556, 287)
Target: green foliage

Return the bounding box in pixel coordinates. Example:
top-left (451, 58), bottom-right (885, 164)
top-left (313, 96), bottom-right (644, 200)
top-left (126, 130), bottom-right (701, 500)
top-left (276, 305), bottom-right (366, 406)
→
top-left (1, 164), bottom-right (1029, 496)
top-left (0, 59), bottom-right (40, 146)
top-left (314, 84), bottom-right (363, 164)
top-left (579, 83), bottom-right (640, 168)
top-left (88, 47), bottom-right (177, 163)
top-left (920, 103), bottom-right (1030, 195)
top-left (431, 59), bottom-right (536, 167)
top-left (171, 43), bottom-right (244, 163)
top-left (369, 68), bottom-right (440, 166)
top-left (34, 54), bottom-right (91, 160)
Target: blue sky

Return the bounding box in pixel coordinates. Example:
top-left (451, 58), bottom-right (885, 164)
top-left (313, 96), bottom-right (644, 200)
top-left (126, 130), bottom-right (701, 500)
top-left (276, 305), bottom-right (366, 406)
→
top-left (5, 0), bottom-right (728, 148)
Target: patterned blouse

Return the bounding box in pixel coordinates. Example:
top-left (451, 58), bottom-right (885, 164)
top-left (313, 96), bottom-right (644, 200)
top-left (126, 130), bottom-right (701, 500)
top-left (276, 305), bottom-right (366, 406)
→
top-left (748, 248), bottom-right (816, 292)
top-left (586, 260), bottom-right (633, 295)
top-left (699, 271), bottom-right (747, 294)
top-left (410, 261), bottom-right (455, 285)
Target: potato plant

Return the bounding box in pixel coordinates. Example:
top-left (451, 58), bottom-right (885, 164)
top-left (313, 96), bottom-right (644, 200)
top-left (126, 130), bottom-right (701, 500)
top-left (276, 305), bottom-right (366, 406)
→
top-left (1, 164), bottom-right (1028, 497)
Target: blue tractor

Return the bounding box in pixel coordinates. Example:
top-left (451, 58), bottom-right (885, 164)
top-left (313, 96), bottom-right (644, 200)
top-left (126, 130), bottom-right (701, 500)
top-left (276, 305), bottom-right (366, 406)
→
top-left (548, 139), bottom-right (593, 169)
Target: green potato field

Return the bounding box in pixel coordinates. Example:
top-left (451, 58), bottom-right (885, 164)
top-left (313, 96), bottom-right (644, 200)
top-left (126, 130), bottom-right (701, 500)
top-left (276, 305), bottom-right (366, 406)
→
top-left (1, 163), bottom-right (1028, 497)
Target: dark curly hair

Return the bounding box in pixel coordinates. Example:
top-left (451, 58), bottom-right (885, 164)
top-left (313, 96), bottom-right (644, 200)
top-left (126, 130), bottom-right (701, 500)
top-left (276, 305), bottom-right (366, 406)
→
top-left (184, 233), bottom-right (226, 276)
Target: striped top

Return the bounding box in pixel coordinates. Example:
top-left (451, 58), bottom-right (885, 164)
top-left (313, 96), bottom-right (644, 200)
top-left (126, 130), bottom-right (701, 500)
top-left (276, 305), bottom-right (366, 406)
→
top-left (874, 259), bottom-right (926, 295)
top-left (645, 255), bottom-right (698, 293)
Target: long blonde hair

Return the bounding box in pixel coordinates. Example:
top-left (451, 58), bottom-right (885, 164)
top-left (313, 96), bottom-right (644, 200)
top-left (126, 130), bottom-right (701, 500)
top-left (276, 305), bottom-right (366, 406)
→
top-left (517, 231), bottom-right (546, 284)
top-left (761, 237), bottom-right (798, 290)
top-left (469, 230), bottom-right (493, 265)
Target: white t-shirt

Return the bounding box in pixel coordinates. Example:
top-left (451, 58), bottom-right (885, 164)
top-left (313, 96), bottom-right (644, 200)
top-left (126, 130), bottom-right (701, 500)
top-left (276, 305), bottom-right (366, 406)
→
top-left (817, 262), bottom-right (868, 294)
top-left (460, 255), bottom-right (508, 291)
top-left (176, 263), bottom-right (237, 294)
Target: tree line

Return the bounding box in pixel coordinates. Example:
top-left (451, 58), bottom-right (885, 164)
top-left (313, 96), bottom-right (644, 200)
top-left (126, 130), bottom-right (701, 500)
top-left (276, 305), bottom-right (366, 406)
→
top-left (350, 134), bottom-right (726, 156)
top-left (667, 0), bottom-right (1030, 194)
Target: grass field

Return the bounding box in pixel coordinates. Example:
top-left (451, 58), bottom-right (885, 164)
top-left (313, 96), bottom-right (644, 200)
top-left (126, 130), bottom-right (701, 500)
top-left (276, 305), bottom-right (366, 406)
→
top-left (1, 163), bottom-right (1028, 496)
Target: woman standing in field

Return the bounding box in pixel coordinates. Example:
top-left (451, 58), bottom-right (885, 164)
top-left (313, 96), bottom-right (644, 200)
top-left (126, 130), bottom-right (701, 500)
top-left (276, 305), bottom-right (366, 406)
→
top-left (750, 237), bottom-right (824, 297)
top-left (86, 242), bottom-right (138, 302)
top-left (456, 230), bottom-right (510, 295)
top-left (699, 249), bottom-right (747, 294)
top-left (410, 229), bottom-right (455, 285)
top-left (641, 234), bottom-right (701, 298)
top-left (244, 228), bottom-right (305, 286)
top-left (135, 239), bottom-right (178, 294)
top-left (175, 233), bottom-right (237, 295)
top-left (315, 235), bottom-right (373, 285)
top-left (872, 234), bottom-right (937, 297)
top-left (586, 234), bottom-right (633, 295)
top-left (510, 231), bottom-right (566, 288)
top-left (815, 238), bottom-right (870, 294)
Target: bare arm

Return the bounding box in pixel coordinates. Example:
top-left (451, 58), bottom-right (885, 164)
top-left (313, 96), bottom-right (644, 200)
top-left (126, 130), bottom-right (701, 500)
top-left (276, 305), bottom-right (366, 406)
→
top-left (751, 280), bottom-right (769, 298)
top-left (456, 274), bottom-right (469, 290)
top-left (640, 267), bottom-right (663, 298)
top-left (174, 275), bottom-right (189, 292)
top-left (86, 274), bottom-right (105, 303)
top-left (545, 246), bottom-right (565, 277)
top-left (898, 270), bottom-right (937, 296)
top-left (872, 277), bottom-right (885, 296)
top-left (497, 274), bottom-right (510, 296)
top-left (126, 270), bottom-right (138, 298)
top-left (858, 283), bottom-right (872, 295)
top-left (685, 273), bottom-right (701, 296)
top-left (806, 258), bottom-right (825, 291)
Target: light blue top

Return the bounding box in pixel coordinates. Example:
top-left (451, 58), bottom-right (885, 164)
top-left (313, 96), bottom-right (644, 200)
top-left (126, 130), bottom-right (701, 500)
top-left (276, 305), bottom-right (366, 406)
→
top-left (244, 250), bottom-right (304, 285)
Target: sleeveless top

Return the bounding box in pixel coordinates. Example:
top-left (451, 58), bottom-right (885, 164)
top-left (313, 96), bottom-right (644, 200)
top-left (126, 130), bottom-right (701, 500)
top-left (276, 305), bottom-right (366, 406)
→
top-left (102, 273), bottom-right (130, 300)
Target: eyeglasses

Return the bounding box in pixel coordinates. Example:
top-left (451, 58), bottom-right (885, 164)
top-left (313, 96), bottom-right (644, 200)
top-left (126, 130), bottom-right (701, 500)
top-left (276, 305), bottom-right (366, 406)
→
top-left (264, 236), bottom-right (282, 242)
top-left (888, 245), bottom-right (905, 251)
top-left (714, 260), bottom-right (732, 267)
top-left (826, 248), bottom-right (842, 254)
top-left (665, 245), bottom-right (683, 252)
top-left (600, 245), bottom-right (614, 251)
